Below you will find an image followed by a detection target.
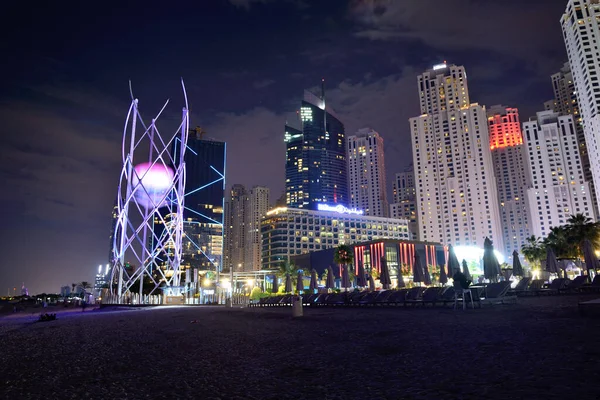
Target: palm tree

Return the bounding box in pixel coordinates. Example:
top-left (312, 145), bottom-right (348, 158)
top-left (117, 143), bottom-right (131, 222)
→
top-left (79, 281), bottom-right (92, 297)
top-left (544, 226), bottom-right (578, 259)
top-left (521, 235), bottom-right (544, 270)
top-left (333, 244), bottom-right (354, 268)
top-left (566, 213), bottom-right (600, 259)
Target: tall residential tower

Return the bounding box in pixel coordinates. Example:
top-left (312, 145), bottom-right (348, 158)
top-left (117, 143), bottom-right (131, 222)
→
top-left (487, 105), bottom-right (532, 256)
top-left (410, 63), bottom-right (503, 249)
top-left (561, 0), bottom-right (600, 215)
top-left (347, 128), bottom-right (388, 217)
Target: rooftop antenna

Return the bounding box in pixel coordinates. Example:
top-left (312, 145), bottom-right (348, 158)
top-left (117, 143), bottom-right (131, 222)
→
top-left (322, 78), bottom-right (327, 140)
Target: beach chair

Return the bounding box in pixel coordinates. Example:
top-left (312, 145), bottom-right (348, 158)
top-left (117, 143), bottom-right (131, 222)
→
top-left (324, 293), bottom-right (345, 306)
top-left (508, 277), bottom-right (531, 296)
top-left (440, 286), bottom-right (456, 307)
top-left (521, 279), bottom-right (545, 296)
top-left (374, 290), bottom-right (396, 306)
top-left (453, 281), bottom-right (475, 310)
top-left (479, 281), bottom-right (516, 305)
top-left (386, 289), bottom-right (408, 306)
top-left (406, 287), bottom-right (440, 306)
top-left (302, 293), bottom-right (318, 306)
top-left (580, 275), bottom-right (600, 292)
top-left (536, 278), bottom-right (570, 295)
top-left (559, 275), bottom-right (588, 293)
top-left (357, 291), bottom-right (379, 306)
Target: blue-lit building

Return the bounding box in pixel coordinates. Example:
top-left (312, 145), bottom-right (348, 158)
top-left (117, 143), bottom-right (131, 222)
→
top-left (174, 128), bottom-right (226, 273)
top-left (285, 88), bottom-right (348, 210)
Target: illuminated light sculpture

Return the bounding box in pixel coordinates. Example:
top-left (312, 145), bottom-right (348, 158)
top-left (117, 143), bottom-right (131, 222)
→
top-left (110, 80), bottom-right (190, 303)
top-left (317, 203), bottom-right (364, 215)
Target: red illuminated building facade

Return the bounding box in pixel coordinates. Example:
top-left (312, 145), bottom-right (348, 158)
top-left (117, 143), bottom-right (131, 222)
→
top-left (487, 106), bottom-right (532, 258)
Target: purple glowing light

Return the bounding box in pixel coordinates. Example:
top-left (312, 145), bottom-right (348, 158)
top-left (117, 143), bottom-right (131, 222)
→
top-left (132, 162), bottom-right (174, 208)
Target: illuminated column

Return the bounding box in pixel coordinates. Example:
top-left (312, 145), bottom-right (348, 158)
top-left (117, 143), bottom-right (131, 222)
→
top-left (110, 80), bottom-right (190, 303)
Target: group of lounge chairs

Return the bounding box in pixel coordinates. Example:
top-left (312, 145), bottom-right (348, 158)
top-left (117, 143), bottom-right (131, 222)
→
top-left (251, 281), bottom-right (516, 309)
top-left (509, 275), bottom-right (600, 296)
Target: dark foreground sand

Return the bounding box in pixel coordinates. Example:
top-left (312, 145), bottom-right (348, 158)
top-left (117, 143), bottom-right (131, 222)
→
top-left (1, 295), bottom-right (600, 400)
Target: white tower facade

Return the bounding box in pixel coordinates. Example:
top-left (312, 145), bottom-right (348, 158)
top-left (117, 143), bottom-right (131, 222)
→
top-left (523, 111), bottom-right (595, 237)
top-left (244, 186), bottom-right (270, 271)
top-left (487, 105), bottom-right (532, 256)
top-left (410, 63), bottom-right (503, 250)
top-left (561, 0), bottom-right (600, 213)
top-left (347, 128), bottom-right (389, 217)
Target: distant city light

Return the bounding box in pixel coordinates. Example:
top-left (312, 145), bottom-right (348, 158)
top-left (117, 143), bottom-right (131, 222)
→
top-left (317, 204), bottom-right (364, 215)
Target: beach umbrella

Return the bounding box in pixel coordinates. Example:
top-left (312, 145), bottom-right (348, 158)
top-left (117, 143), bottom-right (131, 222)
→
top-left (309, 269), bottom-right (318, 292)
top-left (423, 263), bottom-right (432, 286)
top-left (447, 245), bottom-right (461, 277)
top-left (583, 239), bottom-right (600, 274)
top-left (462, 259), bottom-right (472, 282)
top-left (296, 270), bottom-right (304, 294)
top-left (397, 264), bottom-right (406, 288)
top-left (545, 247), bottom-right (560, 276)
top-left (439, 264), bottom-right (448, 286)
top-left (380, 257), bottom-right (392, 290)
top-left (512, 250), bottom-right (524, 277)
top-left (326, 265), bottom-right (336, 289)
top-left (483, 237), bottom-right (501, 282)
top-left (413, 252), bottom-right (425, 285)
top-left (357, 259), bottom-right (367, 288)
top-left (368, 275), bottom-right (376, 292)
top-left (284, 273), bottom-right (293, 293)
top-left (341, 265), bottom-right (351, 290)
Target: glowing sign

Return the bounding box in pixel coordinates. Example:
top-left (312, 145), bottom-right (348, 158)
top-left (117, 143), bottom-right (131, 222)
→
top-left (433, 63), bottom-right (447, 70)
top-left (317, 204), bottom-right (364, 215)
top-left (132, 162), bottom-right (174, 209)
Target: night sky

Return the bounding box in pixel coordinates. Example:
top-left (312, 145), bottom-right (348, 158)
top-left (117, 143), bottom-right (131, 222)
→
top-left (2, 0), bottom-right (569, 294)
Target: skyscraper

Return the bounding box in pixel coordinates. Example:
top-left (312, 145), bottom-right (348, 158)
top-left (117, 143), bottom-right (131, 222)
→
top-left (285, 87), bottom-right (347, 210)
top-left (224, 184), bottom-right (270, 272)
top-left (390, 164), bottom-right (418, 240)
top-left (561, 0), bottom-right (600, 214)
top-left (410, 63), bottom-right (503, 249)
top-left (487, 105), bottom-right (532, 256)
top-left (549, 61), bottom-right (598, 216)
top-left (224, 184), bottom-right (246, 272)
top-left (244, 186), bottom-right (270, 271)
top-left (176, 130), bottom-right (226, 273)
top-left (347, 127), bottom-right (388, 217)
top-left (523, 111), bottom-right (594, 237)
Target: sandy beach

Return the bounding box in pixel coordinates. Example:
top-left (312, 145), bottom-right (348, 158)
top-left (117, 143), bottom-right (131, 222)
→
top-left (1, 295), bottom-right (600, 400)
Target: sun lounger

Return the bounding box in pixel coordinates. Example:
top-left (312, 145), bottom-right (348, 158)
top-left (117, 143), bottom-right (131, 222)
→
top-left (536, 278), bottom-right (570, 295)
top-left (581, 275), bottom-right (600, 293)
top-left (508, 277), bottom-right (531, 295)
top-left (357, 291), bottom-right (379, 306)
top-left (440, 286), bottom-right (456, 307)
top-left (519, 279), bottom-right (545, 296)
top-left (405, 287), bottom-right (441, 306)
top-left (324, 293), bottom-right (346, 306)
top-left (385, 289), bottom-right (408, 306)
top-left (559, 275), bottom-right (588, 293)
top-left (479, 281), bottom-right (516, 305)
top-left (373, 290), bottom-right (396, 305)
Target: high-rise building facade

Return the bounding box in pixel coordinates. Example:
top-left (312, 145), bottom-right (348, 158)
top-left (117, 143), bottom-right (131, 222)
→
top-left (550, 61), bottom-right (598, 216)
top-left (347, 128), bottom-right (388, 217)
top-left (410, 63), bottom-right (503, 250)
top-left (561, 0), bottom-right (600, 214)
top-left (285, 88), bottom-right (348, 210)
top-left (390, 164), bottom-right (418, 240)
top-left (261, 206), bottom-right (409, 269)
top-left (224, 184), bottom-right (270, 272)
top-left (176, 133), bottom-right (226, 272)
top-left (523, 111), bottom-right (594, 237)
top-left (487, 105), bottom-right (532, 256)
top-left (224, 184), bottom-right (246, 272)
top-left (244, 186), bottom-right (270, 271)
